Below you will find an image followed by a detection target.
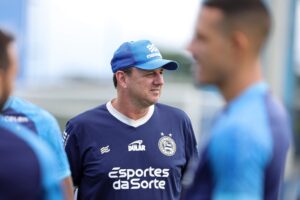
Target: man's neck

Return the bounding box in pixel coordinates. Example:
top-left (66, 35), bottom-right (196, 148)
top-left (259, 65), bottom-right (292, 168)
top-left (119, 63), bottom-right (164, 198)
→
top-left (220, 60), bottom-right (263, 103)
top-left (111, 98), bottom-right (150, 120)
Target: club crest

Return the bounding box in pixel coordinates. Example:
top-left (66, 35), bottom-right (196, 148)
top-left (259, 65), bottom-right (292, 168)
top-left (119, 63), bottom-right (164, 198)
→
top-left (158, 133), bottom-right (176, 156)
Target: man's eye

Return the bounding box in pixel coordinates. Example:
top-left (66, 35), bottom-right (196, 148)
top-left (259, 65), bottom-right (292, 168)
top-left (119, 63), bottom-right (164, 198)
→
top-left (146, 72), bottom-right (154, 76)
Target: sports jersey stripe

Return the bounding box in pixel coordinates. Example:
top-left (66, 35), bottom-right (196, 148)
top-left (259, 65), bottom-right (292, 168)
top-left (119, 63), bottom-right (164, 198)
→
top-left (263, 92), bottom-right (291, 200)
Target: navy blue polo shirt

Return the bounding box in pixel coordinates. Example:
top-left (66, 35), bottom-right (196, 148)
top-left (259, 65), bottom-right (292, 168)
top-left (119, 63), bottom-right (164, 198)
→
top-left (64, 102), bottom-right (198, 200)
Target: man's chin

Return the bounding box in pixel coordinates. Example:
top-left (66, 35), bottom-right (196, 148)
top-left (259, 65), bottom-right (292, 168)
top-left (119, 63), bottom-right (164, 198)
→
top-left (147, 97), bottom-right (159, 106)
top-left (193, 76), bottom-right (208, 87)
top-left (151, 98), bottom-right (159, 104)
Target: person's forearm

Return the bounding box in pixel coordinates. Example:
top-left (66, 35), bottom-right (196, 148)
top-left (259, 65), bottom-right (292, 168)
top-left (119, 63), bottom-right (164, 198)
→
top-left (62, 176), bottom-right (74, 200)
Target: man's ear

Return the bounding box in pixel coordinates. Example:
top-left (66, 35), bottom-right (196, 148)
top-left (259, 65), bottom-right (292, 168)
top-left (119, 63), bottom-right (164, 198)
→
top-left (115, 71), bottom-right (128, 88)
top-left (230, 30), bottom-right (250, 54)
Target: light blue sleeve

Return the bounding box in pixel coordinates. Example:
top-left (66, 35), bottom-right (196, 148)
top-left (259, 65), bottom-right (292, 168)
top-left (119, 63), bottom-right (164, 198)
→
top-left (8, 96), bottom-right (71, 180)
top-left (37, 111), bottom-right (71, 181)
top-left (2, 119), bottom-right (63, 200)
top-left (208, 123), bottom-right (272, 200)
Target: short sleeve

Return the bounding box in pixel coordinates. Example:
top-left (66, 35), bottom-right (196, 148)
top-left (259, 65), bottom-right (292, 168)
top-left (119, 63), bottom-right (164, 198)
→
top-left (39, 113), bottom-right (71, 181)
top-left (64, 121), bottom-right (82, 187)
top-left (184, 115), bottom-right (198, 164)
top-left (181, 114), bottom-right (199, 189)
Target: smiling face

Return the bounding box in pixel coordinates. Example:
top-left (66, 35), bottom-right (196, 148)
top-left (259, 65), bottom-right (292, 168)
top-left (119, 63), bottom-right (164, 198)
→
top-left (189, 7), bottom-right (236, 87)
top-left (124, 67), bottom-right (164, 107)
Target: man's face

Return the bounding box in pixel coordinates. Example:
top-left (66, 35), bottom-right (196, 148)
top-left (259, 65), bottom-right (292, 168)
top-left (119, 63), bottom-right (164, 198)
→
top-left (189, 7), bottom-right (235, 86)
top-left (0, 44), bottom-right (17, 110)
top-left (125, 67), bottom-right (164, 107)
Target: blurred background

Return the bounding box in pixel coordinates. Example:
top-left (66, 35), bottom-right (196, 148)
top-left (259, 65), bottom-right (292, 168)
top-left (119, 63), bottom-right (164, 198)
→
top-left (0, 0), bottom-right (299, 199)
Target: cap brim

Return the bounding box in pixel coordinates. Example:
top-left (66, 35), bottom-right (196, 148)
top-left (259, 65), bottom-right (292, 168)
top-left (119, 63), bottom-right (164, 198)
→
top-left (135, 59), bottom-right (178, 71)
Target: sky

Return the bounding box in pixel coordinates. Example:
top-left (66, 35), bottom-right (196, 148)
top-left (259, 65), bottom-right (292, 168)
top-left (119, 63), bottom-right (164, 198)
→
top-left (25, 0), bottom-right (200, 82)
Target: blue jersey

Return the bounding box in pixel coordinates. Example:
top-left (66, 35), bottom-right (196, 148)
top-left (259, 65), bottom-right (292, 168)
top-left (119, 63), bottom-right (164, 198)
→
top-left (64, 102), bottom-right (198, 200)
top-left (0, 117), bottom-right (63, 200)
top-left (2, 96), bottom-right (71, 180)
top-left (185, 82), bottom-right (291, 200)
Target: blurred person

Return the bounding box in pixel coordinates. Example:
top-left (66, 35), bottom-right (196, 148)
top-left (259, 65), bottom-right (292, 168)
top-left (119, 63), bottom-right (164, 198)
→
top-left (184, 0), bottom-right (291, 199)
top-left (2, 98), bottom-right (73, 200)
top-left (64, 39), bottom-right (198, 200)
top-left (0, 29), bottom-right (74, 199)
top-left (0, 29), bottom-right (63, 199)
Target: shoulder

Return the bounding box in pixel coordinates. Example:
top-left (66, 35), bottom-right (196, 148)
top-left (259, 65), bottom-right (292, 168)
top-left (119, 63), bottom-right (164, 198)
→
top-left (66, 104), bottom-right (107, 129)
top-left (264, 92), bottom-right (289, 122)
top-left (0, 122), bottom-right (29, 145)
top-left (210, 99), bottom-right (273, 159)
top-left (0, 119), bottom-right (57, 162)
top-left (64, 104), bottom-right (107, 146)
top-left (8, 96), bottom-right (41, 112)
top-left (8, 96), bottom-right (56, 123)
top-left (68, 104), bottom-right (107, 124)
top-left (226, 93), bottom-right (271, 132)
top-left (155, 103), bottom-right (190, 120)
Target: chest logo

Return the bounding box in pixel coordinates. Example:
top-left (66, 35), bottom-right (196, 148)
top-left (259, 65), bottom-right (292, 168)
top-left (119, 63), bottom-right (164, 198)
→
top-left (128, 140), bottom-right (146, 152)
top-left (158, 133), bottom-right (176, 156)
top-left (100, 145), bottom-right (110, 154)
top-left (4, 115), bottom-right (29, 123)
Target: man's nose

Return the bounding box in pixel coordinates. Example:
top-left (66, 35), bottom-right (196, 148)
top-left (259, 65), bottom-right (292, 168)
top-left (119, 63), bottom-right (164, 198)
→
top-left (154, 73), bottom-right (164, 85)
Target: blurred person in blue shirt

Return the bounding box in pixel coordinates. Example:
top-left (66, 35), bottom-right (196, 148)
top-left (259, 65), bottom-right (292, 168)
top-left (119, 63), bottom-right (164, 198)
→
top-left (0, 29), bottom-right (74, 199)
top-left (0, 29), bottom-right (63, 200)
top-left (2, 97), bottom-right (73, 199)
top-left (183, 0), bottom-right (292, 199)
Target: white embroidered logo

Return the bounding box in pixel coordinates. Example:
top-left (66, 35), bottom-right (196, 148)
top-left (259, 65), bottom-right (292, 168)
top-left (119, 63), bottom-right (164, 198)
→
top-left (100, 145), bottom-right (110, 154)
top-left (4, 115), bottom-right (29, 123)
top-left (146, 44), bottom-right (162, 59)
top-left (128, 140), bottom-right (146, 152)
top-left (158, 133), bottom-right (176, 156)
top-left (146, 44), bottom-right (159, 53)
top-left (108, 167), bottom-right (170, 190)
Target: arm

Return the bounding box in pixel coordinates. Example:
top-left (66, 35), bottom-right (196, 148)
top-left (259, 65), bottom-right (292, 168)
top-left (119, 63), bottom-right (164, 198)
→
top-left (180, 115), bottom-right (199, 198)
top-left (62, 176), bottom-right (74, 200)
top-left (38, 113), bottom-right (74, 200)
top-left (182, 114), bottom-right (199, 177)
top-left (64, 121), bottom-right (82, 189)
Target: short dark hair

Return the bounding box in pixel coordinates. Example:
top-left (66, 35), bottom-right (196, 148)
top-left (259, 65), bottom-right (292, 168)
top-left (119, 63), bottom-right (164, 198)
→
top-left (203, 0), bottom-right (271, 52)
top-left (113, 68), bottom-right (132, 88)
top-left (0, 29), bottom-right (14, 71)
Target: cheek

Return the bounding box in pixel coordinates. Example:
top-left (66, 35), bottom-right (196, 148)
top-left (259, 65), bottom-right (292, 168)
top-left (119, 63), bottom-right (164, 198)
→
top-left (0, 78), bottom-right (11, 110)
top-left (194, 41), bottom-right (206, 58)
top-left (7, 71), bottom-right (15, 92)
top-left (128, 80), bottom-right (147, 95)
top-left (4, 75), bottom-right (13, 96)
top-left (203, 42), bottom-right (227, 68)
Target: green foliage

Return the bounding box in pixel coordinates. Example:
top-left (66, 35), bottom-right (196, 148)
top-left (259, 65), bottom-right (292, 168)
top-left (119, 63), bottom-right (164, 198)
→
top-left (160, 48), bottom-right (194, 83)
